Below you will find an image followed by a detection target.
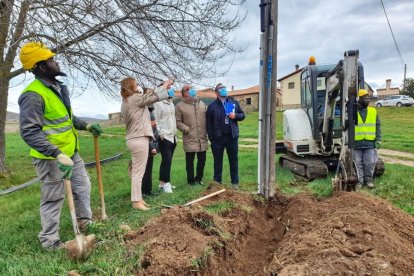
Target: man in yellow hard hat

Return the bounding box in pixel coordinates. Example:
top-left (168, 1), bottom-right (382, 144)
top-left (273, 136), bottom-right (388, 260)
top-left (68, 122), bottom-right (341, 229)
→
top-left (18, 42), bottom-right (102, 251)
top-left (353, 89), bottom-right (382, 189)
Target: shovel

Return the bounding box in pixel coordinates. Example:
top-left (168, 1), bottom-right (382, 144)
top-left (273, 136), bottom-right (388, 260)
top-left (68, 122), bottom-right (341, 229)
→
top-left (162, 189), bottom-right (226, 208)
top-left (94, 136), bottom-right (107, 220)
top-left (64, 179), bottom-right (96, 261)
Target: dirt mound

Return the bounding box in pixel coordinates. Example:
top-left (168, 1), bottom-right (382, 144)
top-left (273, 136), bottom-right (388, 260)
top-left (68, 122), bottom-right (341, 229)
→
top-left (124, 185), bottom-right (414, 275)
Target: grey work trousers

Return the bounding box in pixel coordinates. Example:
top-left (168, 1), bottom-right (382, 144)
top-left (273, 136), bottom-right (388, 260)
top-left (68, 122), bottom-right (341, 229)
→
top-left (353, 148), bottom-right (377, 184)
top-left (33, 152), bottom-right (92, 248)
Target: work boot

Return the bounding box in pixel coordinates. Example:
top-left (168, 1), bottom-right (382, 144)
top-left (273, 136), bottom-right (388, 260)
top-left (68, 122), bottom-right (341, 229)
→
top-left (43, 240), bottom-right (66, 252)
top-left (78, 219), bottom-right (93, 234)
top-left (367, 182), bottom-right (375, 189)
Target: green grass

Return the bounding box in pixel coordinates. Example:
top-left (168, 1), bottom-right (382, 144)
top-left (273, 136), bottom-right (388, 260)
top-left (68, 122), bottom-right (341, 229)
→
top-left (237, 111), bottom-right (283, 140)
top-left (0, 107), bottom-right (413, 274)
top-left (203, 201), bottom-right (236, 215)
top-left (376, 106), bottom-right (414, 154)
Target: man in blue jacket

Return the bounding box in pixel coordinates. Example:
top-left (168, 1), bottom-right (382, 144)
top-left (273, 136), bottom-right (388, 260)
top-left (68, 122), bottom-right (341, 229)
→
top-left (206, 83), bottom-right (245, 189)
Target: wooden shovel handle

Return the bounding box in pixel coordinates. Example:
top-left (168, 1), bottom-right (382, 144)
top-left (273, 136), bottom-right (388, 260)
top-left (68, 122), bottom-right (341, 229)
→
top-left (64, 179), bottom-right (81, 235)
top-left (183, 189), bottom-right (226, 207)
top-left (94, 136), bottom-right (107, 220)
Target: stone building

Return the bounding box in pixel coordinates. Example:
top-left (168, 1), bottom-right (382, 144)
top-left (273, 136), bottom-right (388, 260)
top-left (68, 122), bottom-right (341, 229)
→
top-left (376, 79), bottom-right (400, 99)
top-left (108, 112), bottom-right (123, 124)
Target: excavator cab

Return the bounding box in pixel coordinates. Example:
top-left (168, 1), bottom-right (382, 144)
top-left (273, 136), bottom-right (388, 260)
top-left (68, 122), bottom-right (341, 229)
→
top-left (300, 63), bottom-right (342, 142)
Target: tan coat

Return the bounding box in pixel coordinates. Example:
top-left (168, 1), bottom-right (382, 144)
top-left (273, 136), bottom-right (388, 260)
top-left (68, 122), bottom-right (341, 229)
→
top-left (175, 97), bottom-right (208, 152)
top-left (121, 87), bottom-right (169, 141)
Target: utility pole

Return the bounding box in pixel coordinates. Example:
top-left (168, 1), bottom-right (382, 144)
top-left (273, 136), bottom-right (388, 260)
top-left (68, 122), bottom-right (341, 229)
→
top-left (258, 0), bottom-right (277, 199)
top-left (403, 64), bottom-right (407, 92)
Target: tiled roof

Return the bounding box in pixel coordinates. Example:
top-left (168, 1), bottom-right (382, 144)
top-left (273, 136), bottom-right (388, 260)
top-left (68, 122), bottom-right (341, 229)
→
top-left (277, 68), bottom-right (303, 81)
top-left (172, 85), bottom-right (281, 100)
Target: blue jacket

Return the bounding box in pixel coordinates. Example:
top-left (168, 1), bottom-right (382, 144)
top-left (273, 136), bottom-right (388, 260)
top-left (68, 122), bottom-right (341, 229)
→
top-left (206, 97), bottom-right (245, 140)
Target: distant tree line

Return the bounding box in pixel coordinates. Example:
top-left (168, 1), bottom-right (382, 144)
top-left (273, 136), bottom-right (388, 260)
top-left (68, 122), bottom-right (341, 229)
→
top-left (401, 77), bottom-right (414, 98)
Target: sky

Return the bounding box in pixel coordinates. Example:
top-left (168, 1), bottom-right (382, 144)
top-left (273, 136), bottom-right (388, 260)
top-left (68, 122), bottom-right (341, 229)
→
top-left (7, 0), bottom-right (414, 119)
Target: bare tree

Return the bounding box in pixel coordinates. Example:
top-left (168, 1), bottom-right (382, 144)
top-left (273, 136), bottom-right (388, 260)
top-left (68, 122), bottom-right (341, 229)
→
top-left (0, 0), bottom-right (246, 174)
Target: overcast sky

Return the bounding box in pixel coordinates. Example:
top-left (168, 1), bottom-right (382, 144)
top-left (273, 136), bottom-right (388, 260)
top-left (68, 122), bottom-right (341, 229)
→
top-left (7, 0), bottom-right (414, 119)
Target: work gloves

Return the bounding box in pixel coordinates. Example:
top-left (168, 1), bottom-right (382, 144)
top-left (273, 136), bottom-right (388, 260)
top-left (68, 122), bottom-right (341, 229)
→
top-left (57, 153), bottom-right (74, 179)
top-left (375, 141), bottom-right (382, 149)
top-left (86, 123), bottom-right (103, 136)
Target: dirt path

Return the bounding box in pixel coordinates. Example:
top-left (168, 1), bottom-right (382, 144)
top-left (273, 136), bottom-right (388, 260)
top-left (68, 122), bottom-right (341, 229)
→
top-left (379, 149), bottom-right (414, 159)
top-left (5, 122), bottom-right (19, 133)
top-left (378, 149), bottom-right (414, 167)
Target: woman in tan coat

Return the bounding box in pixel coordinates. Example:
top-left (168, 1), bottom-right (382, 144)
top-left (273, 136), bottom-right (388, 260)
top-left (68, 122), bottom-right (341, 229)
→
top-left (120, 77), bottom-right (173, 210)
top-left (175, 85), bottom-right (208, 185)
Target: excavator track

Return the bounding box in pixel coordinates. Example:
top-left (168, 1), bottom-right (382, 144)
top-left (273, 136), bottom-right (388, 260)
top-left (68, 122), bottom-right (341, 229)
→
top-left (279, 153), bottom-right (329, 181)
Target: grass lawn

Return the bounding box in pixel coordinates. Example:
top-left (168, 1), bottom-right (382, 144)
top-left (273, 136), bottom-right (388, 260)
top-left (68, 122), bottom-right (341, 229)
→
top-left (0, 106), bottom-right (413, 274)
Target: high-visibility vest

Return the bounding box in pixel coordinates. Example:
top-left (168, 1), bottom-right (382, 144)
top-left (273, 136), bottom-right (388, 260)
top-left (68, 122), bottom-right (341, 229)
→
top-left (22, 79), bottom-right (79, 159)
top-left (355, 107), bottom-right (377, 141)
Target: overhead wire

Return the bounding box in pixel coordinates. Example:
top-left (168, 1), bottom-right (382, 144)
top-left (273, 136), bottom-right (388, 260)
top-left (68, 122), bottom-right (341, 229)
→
top-left (380, 0), bottom-right (405, 66)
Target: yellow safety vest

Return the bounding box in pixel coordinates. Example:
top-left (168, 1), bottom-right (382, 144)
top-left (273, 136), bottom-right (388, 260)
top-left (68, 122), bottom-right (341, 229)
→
top-left (22, 79), bottom-right (79, 159)
top-left (355, 106), bottom-right (377, 141)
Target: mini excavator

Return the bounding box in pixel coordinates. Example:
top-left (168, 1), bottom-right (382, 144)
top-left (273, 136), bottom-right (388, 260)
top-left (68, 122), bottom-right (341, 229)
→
top-left (279, 50), bottom-right (384, 191)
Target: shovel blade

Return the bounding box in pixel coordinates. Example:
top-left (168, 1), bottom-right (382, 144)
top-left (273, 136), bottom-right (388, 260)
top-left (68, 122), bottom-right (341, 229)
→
top-left (66, 234), bottom-right (96, 261)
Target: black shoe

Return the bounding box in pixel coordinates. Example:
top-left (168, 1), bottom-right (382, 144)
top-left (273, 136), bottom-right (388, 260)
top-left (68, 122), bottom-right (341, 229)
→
top-left (188, 182), bottom-right (196, 186)
top-left (197, 180), bottom-right (204, 185)
top-left (43, 240), bottom-right (66, 252)
top-left (143, 191), bottom-right (158, 197)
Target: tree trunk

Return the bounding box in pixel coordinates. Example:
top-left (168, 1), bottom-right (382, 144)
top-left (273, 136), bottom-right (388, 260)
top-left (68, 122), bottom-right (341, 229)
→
top-left (0, 76), bottom-right (11, 175)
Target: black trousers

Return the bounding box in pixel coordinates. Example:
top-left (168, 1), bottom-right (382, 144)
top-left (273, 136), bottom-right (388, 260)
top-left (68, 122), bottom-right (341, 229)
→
top-left (185, 151), bottom-right (206, 184)
top-left (158, 138), bottom-right (176, 182)
top-left (210, 134), bottom-right (239, 184)
top-left (142, 155), bottom-right (153, 195)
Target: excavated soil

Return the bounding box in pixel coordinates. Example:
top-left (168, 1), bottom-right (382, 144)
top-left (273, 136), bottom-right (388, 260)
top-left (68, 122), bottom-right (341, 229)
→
top-left (124, 185), bottom-right (414, 275)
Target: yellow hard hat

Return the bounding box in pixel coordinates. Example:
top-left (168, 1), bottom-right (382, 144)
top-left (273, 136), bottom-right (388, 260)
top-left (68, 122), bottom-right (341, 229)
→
top-left (19, 42), bottom-right (55, 70)
top-left (358, 89), bottom-right (368, 97)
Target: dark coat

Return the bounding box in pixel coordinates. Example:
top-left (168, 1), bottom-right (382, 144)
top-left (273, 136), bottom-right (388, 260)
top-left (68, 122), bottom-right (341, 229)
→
top-left (206, 97), bottom-right (245, 141)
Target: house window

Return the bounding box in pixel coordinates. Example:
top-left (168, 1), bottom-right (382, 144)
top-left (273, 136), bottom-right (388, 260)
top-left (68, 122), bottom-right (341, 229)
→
top-left (246, 98), bottom-right (252, 105)
top-left (288, 82), bottom-right (295, 89)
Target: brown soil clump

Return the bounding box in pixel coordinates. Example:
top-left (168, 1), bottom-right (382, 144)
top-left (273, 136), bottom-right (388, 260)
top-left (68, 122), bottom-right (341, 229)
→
top-left (124, 185), bottom-right (414, 275)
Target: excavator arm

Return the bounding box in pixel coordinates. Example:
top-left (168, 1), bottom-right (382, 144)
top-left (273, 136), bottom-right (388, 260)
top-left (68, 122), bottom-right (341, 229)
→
top-left (323, 50), bottom-right (359, 191)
